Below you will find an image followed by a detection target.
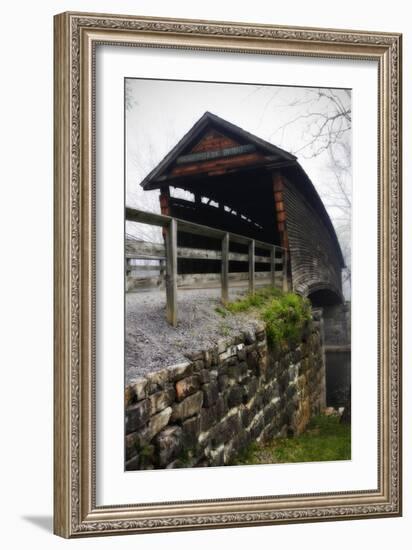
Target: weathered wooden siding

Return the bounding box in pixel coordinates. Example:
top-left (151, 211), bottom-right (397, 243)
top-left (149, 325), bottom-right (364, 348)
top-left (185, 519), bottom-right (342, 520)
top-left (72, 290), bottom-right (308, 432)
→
top-left (170, 151), bottom-right (266, 178)
top-left (281, 177), bottom-right (343, 301)
top-left (190, 129), bottom-right (239, 152)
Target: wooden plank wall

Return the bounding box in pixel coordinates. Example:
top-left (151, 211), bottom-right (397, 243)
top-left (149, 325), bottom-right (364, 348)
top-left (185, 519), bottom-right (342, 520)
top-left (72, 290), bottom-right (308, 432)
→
top-left (281, 178), bottom-right (343, 300)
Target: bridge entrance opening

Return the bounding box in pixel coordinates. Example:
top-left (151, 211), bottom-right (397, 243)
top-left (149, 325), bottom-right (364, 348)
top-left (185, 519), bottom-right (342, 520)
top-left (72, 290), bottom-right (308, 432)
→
top-left (307, 288), bottom-right (342, 308)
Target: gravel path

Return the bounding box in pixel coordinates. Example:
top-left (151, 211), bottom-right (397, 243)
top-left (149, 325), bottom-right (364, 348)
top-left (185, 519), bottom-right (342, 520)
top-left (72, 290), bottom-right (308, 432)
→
top-left (125, 285), bottom-right (261, 384)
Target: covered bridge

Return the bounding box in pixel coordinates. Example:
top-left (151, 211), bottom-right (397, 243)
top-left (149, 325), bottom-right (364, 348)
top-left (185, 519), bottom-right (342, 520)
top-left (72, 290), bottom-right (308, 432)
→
top-left (139, 111), bottom-right (345, 308)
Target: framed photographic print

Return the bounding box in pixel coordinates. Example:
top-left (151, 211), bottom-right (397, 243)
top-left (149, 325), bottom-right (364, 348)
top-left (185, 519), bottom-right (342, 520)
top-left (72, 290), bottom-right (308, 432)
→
top-left (53, 12), bottom-right (402, 538)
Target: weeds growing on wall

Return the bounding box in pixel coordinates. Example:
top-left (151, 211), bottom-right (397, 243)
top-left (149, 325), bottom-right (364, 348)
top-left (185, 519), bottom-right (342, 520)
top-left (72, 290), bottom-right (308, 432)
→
top-left (223, 287), bottom-right (312, 350)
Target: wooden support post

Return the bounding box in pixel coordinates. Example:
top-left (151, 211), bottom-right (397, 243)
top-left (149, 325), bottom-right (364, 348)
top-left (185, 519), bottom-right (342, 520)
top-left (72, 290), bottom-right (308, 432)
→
top-left (282, 248), bottom-right (289, 293)
top-left (248, 239), bottom-right (255, 294)
top-left (270, 246), bottom-right (276, 288)
top-left (159, 259), bottom-right (165, 287)
top-left (221, 232), bottom-right (229, 305)
top-left (165, 218), bottom-right (177, 327)
top-left (125, 258), bottom-right (131, 276)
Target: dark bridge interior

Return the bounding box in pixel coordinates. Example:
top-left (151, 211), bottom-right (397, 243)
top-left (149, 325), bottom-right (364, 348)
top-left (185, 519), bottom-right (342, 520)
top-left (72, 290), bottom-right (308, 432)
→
top-left (169, 169), bottom-right (281, 246)
top-left (168, 170), bottom-right (280, 275)
top-left (308, 288), bottom-right (343, 307)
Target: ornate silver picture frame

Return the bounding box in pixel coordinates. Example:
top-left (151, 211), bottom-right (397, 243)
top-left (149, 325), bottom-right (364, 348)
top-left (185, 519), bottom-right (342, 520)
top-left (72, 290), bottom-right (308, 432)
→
top-left (53, 11), bottom-right (402, 538)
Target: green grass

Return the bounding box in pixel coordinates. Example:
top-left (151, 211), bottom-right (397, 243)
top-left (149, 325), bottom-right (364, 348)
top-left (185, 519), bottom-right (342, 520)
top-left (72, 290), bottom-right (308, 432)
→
top-left (225, 286), bottom-right (312, 350)
top-left (231, 415), bottom-right (351, 466)
top-left (226, 286), bottom-right (282, 313)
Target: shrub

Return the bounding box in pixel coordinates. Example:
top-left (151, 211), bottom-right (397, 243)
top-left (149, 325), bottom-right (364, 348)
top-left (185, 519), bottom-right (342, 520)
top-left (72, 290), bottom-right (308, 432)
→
top-left (226, 287), bottom-right (311, 349)
top-left (262, 292), bottom-right (311, 349)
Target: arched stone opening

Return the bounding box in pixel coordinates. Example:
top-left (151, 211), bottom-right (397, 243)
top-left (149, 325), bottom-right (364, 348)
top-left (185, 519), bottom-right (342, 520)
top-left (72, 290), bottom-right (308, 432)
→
top-left (307, 287), bottom-right (343, 308)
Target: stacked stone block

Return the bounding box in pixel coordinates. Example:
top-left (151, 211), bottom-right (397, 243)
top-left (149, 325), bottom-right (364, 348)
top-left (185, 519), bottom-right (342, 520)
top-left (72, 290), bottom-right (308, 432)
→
top-left (125, 317), bottom-right (325, 470)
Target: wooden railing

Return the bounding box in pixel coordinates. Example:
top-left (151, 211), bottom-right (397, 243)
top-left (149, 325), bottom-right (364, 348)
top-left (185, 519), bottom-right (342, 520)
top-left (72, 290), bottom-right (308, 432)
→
top-left (126, 207), bottom-right (288, 327)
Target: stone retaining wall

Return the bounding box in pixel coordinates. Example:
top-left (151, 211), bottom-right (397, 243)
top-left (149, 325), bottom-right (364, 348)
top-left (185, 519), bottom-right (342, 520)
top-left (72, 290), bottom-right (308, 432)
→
top-left (125, 316), bottom-right (325, 470)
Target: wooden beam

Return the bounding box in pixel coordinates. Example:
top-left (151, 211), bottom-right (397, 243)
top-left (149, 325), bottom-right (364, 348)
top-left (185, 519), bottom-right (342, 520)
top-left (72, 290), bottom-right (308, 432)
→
top-left (165, 219), bottom-right (177, 327)
top-left (128, 265), bottom-right (162, 272)
top-left (125, 207), bottom-right (280, 252)
top-left (221, 233), bottom-right (229, 305)
top-left (127, 270), bottom-right (282, 281)
top-left (149, 160), bottom-right (291, 191)
top-left (126, 271), bottom-right (282, 287)
top-left (125, 258), bottom-right (132, 275)
top-left (248, 240), bottom-right (255, 294)
top-left (159, 259), bottom-right (166, 285)
top-left (125, 207), bottom-right (169, 227)
top-left (178, 246), bottom-right (222, 261)
top-left (126, 239), bottom-right (281, 264)
top-left (282, 248), bottom-right (289, 293)
top-left (175, 144), bottom-right (256, 164)
top-left (170, 152), bottom-right (266, 177)
top-left (125, 240), bottom-right (165, 259)
top-left (270, 246), bottom-right (276, 288)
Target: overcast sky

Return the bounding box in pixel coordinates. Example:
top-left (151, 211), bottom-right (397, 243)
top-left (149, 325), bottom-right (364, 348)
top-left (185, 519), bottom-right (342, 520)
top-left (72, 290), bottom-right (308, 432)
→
top-left (125, 78), bottom-right (352, 274)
